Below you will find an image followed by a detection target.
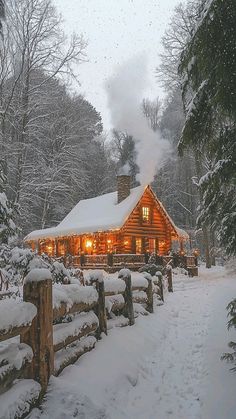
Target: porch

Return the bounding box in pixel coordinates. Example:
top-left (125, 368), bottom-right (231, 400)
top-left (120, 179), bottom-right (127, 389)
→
top-left (68, 253), bottom-right (146, 272)
top-left (62, 253), bottom-right (198, 275)
top-left (35, 232), bottom-right (170, 259)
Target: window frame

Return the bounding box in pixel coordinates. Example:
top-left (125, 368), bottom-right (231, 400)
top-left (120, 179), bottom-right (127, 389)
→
top-left (141, 205), bottom-right (151, 224)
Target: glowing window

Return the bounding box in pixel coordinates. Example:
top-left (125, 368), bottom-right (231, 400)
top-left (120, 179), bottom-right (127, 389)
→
top-left (149, 238), bottom-right (156, 253)
top-left (58, 240), bottom-right (66, 256)
top-left (85, 240), bottom-right (93, 249)
top-left (142, 206), bottom-right (150, 223)
top-left (136, 238), bottom-right (142, 254)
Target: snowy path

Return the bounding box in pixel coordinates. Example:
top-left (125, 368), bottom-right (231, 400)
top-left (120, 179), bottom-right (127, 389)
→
top-left (30, 266), bottom-right (236, 419)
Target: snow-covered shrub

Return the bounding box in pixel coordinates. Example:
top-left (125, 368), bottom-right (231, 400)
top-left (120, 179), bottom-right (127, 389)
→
top-left (139, 263), bottom-right (164, 277)
top-left (172, 266), bottom-right (188, 276)
top-left (51, 261), bottom-right (71, 284)
top-left (0, 191), bottom-right (18, 244)
top-left (70, 268), bottom-right (85, 285)
top-left (225, 258), bottom-right (236, 275)
top-left (0, 245), bottom-right (35, 288)
top-left (221, 299), bottom-right (236, 371)
top-left (148, 252), bottom-right (157, 264)
top-left (0, 245), bottom-right (79, 288)
top-left (86, 270), bottom-right (104, 286)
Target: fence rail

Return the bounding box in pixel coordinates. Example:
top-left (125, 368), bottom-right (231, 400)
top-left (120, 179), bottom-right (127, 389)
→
top-left (0, 266), bottom-right (172, 418)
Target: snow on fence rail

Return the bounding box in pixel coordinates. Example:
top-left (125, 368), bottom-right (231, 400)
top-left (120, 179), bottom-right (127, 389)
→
top-left (0, 298), bottom-right (40, 419)
top-left (52, 284), bottom-right (101, 376)
top-left (0, 299), bottom-right (37, 342)
top-left (0, 266), bottom-right (172, 418)
top-left (53, 284), bottom-right (98, 320)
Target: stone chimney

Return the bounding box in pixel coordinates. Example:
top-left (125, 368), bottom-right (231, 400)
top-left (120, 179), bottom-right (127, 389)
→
top-left (117, 174), bottom-right (131, 203)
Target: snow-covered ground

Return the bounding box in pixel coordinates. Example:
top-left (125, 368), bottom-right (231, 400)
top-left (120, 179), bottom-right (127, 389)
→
top-left (29, 266), bottom-right (236, 419)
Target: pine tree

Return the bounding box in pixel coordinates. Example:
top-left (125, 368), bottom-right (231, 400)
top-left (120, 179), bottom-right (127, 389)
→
top-left (0, 0), bottom-right (4, 34)
top-left (178, 0), bottom-right (236, 255)
top-left (221, 299), bottom-right (236, 371)
top-left (0, 163), bottom-right (17, 243)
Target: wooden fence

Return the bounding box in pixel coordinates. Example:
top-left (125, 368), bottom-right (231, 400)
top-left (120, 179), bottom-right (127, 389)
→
top-left (0, 267), bottom-right (172, 419)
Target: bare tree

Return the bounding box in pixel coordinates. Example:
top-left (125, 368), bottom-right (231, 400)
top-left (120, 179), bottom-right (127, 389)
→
top-left (0, 0), bottom-right (4, 34)
top-left (0, 0), bottom-right (113, 235)
top-left (142, 97), bottom-right (161, 132)
top-left (1, 0), bottom-right (86, 204)
top-left (156, 1), bottom-right (203, 91)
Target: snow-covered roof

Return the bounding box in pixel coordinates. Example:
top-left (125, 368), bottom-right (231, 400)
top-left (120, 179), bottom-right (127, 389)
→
top-left (25, 185), bottom-right (146, 241)
top-left (174, 227), bottom-right (189, 240)
top-left (25, 185), bottom-right (189, 242)
top-left (147, 189), bottom-right (189, 240)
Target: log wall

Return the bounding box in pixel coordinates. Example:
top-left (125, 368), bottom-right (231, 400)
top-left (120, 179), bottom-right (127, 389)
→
top-left (121, 188), bottom-right (172, 255)
top-left (33, 187), bottom-right (176, 257)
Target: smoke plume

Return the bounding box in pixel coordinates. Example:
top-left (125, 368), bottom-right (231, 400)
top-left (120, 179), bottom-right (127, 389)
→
top-left (106, 54), bottom-right (170, 185)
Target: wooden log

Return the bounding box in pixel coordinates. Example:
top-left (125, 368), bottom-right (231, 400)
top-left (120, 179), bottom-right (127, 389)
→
top-left (110, 301), bottom-right (125, 312)
top-left (0, 361), bottom-right (27, 395)
top-left (131, 286), bottom-right (147, 292)
top-left (104, 291), bottom-right (125, 297)
top-left (132, 293), bottom-right (147, 304)
top-left (118, 270), bottom-right (135, 326)
top-left (0, 300), bottom-right (36, 342)
top-left (53, 322), bottom-right (98, 352)
top-left (166, 266), bottom-right (173, 292)
top-left (155, 275), bottom-right (164, 302)
top-left (94, 278), bottom-right (107, 338)
top-left (0, 379), bottom-right (41, 419)
top-left (54, 337), bottom-right (96, 376)
top-left (0, 343), bottom-right (33, 395)
top-left (159, 278), bottom-right (164, 301)
top-left (105, 294), bottom-right (125, 314)
top-left (53, 301), bottom-right (97, 322)
top-left (0, 324), bottom-right (30, 343)
top-left (21, 272), bottom-right (54, 394)
top-left (145, 277), bottom-right (154, 313)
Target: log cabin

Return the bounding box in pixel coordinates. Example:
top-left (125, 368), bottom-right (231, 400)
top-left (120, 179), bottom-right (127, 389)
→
top-left (25, 175), bottom-right (189, 266)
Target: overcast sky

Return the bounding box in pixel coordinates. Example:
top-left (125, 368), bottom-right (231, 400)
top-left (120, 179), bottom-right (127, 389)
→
top-left (53, 0), bottom-right (180, 129)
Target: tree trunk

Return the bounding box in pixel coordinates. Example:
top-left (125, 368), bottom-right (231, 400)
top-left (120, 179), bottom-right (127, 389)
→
top-left (210, 229), bottom-right (216, 266)
top-left (202, 226), bottom-right (211, 269)
top-left (194, 152), bottom-right (212, 269)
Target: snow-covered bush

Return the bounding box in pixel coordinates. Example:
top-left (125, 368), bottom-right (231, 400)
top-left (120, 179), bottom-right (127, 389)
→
top-left (0, 191), bottom-right (18, 244)
top-left (222, 299), bottom-right (236, 371)
top-left (139, 263), bottom-right (164, 277)
top-left (0, 244), bottom-right (83, 289)
top-left (51, 261), bottom-right (71, 284)
top-left (0, 245), bottom-right (34, 288)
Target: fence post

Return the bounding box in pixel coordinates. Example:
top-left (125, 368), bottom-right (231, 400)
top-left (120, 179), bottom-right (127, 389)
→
top-left (21, 269), bottom-right (54, 395)
top-left (157, 274), bottom-right (164, 302)
top-left (166, 266), bottom-right (173, 292)
top-left (95, 278), bottom-right (107, 338)
top-left (145, 276), bottom-right (154, 313)
top-left (118, 269), bottom-right (135, 326)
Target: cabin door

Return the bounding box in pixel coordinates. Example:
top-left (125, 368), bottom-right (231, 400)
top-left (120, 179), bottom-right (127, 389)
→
top-left (149, 238), bottom-right (157, 254)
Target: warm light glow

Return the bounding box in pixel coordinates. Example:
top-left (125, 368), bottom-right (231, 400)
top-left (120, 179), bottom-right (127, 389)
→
top-left (159, 240), bottom-right (166, 247)
top-left (136, 238), bottom-right (142, 254)
top-left (193, 248), bottom-right (200, 257)
top-left (107, 239), bottom-right (111, 243)
top-left (142, 206), bottom-right (150, 222)
top-left (124, 240), bottom-right (129, 245)
top-left (46, 244), bottom-right (53, 255)
top-left (85, 240), bottom-right (93, 248)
